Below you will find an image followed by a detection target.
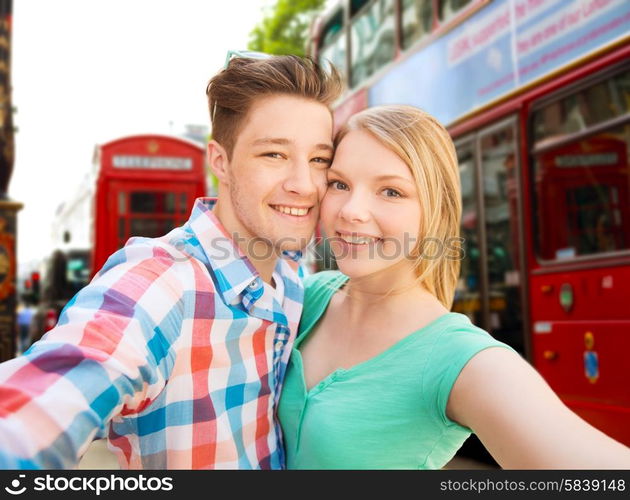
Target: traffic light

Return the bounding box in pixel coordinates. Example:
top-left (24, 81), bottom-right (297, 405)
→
top-left (30, 271), bottom-right (40, 304)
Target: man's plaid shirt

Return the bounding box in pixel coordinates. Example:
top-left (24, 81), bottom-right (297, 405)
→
top-left (0, 198), bottom-right (304, 469)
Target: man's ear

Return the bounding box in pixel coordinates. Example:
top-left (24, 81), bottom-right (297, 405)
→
top-left (208, 140), bottom-right (229, 183)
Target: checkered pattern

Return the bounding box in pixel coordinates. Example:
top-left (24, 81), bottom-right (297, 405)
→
top-left (0, 198), bottom-right (304, 469)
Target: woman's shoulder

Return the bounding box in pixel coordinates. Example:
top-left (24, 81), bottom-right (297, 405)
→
top-left (427, 313), bottom-right (515, 356)
top-left (434, 312), bottom-right (499, 338)
top-left (421, 313), bottom-right (519, 428)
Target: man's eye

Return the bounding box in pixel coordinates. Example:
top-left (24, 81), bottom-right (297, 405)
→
top-left (263, 152), bottom-right (284, 159)
top-left (328, 180), bottom-right (348, 190)
top-left (311, 157), bottom-right (332, 166)
top-left (383, 188), bottom-right (403, 198)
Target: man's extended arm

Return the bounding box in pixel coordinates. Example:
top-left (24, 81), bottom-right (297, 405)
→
top-left (0, 243), bottom-right (185, 468)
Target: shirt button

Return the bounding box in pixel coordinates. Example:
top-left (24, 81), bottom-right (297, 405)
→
top-left (249, 279), bottom-right (259, 289)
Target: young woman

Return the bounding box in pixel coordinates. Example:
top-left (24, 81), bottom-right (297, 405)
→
top-left (278, 105), bottom-right (630, 469)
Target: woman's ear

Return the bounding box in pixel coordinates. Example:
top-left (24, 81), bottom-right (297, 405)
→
top-left (208, 140), bottom-right (229, 184)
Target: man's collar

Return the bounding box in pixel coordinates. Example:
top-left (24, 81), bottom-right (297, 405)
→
top-left (185, 197), bottom-right (302, 305)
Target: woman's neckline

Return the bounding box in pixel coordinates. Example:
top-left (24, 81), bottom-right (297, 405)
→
top-left (294, 272), bottom-right (459, 391)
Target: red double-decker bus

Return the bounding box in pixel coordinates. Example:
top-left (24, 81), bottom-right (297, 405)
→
top-left (32, 135), bottom-right (207, 343)
top-left (309, 0), bottom-right (630, 450)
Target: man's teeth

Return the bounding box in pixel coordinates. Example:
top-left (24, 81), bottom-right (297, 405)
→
top-left (339, 234), bottom-right (378, 245)
top-left (273, 205), bottom-right (309, 216)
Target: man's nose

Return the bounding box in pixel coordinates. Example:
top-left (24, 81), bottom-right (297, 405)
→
top-left (282, 161), bottom-right (319, 198)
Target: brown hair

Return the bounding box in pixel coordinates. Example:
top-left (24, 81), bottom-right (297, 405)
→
top-left (206, 55), bottom-right (342, 158)
top-left (335, 105), bottom-right (462, 309)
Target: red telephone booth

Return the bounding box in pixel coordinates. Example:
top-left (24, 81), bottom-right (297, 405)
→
top-left (93, 135), bottom-right (206, 275)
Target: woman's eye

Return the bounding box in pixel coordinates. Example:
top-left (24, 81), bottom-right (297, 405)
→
top-left (328, 180), bottom-right (348, 190)
top-left (383, 188), bottom-right (402, 198)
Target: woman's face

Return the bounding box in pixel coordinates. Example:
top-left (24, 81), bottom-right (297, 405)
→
top-left (321, 129), bottom-right (422, 279)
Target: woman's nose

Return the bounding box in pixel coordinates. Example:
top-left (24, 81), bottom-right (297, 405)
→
top-left (339, 193), bottom-right (370, 224)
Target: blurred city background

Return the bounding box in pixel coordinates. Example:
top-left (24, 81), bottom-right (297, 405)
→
top-left (0, 0), bottom-right (628, 469)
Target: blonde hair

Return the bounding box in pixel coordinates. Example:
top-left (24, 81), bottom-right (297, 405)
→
top-left (334, 105), bottom-right (462, 309)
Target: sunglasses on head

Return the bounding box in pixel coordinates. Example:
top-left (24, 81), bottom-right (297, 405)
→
top-left (211, 49), bottom-right (273, 122)
top-left (223, 49), bottom-right (272, 69)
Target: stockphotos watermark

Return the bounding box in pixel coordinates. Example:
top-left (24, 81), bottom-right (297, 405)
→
top-left (4, 473), bottom-right (173, 496)
top-left (170, 233), bottom-right (466, 263)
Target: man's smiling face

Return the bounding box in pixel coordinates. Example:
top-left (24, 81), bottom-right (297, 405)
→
top-left (216, 94), bottom-right (334, 253)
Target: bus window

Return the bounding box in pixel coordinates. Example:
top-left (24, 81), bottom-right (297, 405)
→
top-left (533, 70), bottom-right (630, 147)
top-left (319, 9), bottom-right (347, 86)
top-left (533, 125), bottom-right (630, 260)
top-left (402, 0), bottom-right (434, 49)
top-left (350, 0), bottom-right (396, 88)
top-left (453, 140), bottom-right (483, 327)
top-left (532, 69), bottom-right (630, 261)
top-left (480, 121), bottom-right (522, 352)
top-left (438, 0), bottom-right (473, 23)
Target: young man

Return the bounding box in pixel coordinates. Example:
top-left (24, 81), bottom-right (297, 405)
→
top-left (0, 54), bottom-right (341, 469)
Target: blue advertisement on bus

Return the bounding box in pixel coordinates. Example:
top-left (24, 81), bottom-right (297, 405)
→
top-left (369, 0), bottom-right (630, 125)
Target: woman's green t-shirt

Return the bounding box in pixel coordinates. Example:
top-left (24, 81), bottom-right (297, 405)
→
top-left (278, 271), bottom-right (517, 469)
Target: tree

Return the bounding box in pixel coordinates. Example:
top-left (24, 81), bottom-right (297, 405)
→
top-left (248, 0), bottom-right (327, 56)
